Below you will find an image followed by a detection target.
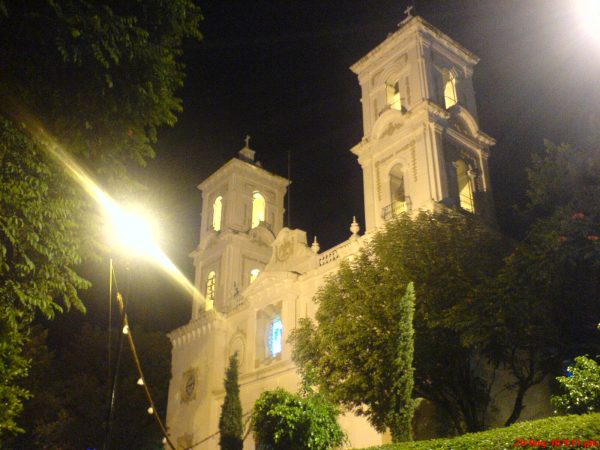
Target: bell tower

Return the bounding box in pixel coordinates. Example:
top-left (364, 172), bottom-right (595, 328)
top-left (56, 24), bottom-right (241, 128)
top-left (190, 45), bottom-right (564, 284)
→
top-left (190, 139), bottom-right (289, 318)
top-left (350, 15), bottom-right (495, 232)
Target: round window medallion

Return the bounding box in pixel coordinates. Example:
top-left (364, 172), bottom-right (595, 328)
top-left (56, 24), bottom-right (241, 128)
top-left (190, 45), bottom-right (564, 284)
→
top-left (185, 373), bottom-right (196, 397)
top-left (181, 369), bottom-right (197, 402)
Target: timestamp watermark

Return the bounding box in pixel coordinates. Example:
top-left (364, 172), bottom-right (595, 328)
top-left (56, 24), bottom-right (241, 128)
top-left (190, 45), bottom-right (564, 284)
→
top-left (514, 438), bottom-right (599, 448)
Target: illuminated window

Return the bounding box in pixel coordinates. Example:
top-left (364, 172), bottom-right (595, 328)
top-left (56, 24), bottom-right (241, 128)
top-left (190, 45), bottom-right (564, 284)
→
top-left (205, 270), bottom-right (216, 310)
top-left (251, 191), bottom-right (265, 228)
top-left (454, 160), bottom-right (475, 212)
top-left (250, 268), bottom-right (260, 284)
top-left (212, 196), bottom-right (223, 231)
top-left (386, 78), bottom-right (402, 111)
top-left (444, 71), bottom-right (458, 109)
top-left (389, 164), bottom-right (407, 215)
top-left (268, 316), bottom-right (283, 356)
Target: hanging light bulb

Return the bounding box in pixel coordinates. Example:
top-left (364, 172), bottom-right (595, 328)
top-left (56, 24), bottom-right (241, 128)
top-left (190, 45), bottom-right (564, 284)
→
top-left (162, 437), bottom-right (167, 444)
top-left (147, 406), bottom-right (154, 414)
top-left (137, 377), bottom-right (144, 386)
top-left (122, 324), bottom-right (129, 335)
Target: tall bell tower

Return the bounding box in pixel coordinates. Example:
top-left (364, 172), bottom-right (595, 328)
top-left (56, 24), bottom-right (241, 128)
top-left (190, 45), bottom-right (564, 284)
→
top-left (190, 139), bottom-right (289, 318)
top-left (350, 15), bottom-right (495, 232)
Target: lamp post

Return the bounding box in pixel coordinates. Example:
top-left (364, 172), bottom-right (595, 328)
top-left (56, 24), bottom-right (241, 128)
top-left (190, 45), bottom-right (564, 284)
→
top-left (103, 206), bottom-right (176, 450)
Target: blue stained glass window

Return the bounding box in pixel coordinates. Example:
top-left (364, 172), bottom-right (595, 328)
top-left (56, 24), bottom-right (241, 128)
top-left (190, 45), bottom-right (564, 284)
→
top-left (269, 317), bottom-right (283, 356)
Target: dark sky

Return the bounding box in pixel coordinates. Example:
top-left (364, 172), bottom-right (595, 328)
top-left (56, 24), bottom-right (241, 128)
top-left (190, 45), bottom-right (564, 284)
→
top-left (67, 0), bottom-right (600, 335)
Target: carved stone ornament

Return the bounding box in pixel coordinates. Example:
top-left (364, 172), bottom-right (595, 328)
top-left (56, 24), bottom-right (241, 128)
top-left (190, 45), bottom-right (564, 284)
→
top-left (266, 228), bottom-right (314, 271)
top-left (379, 121), bottom-right (403, 139)
top-left (229, 333), bottom-right (246, 367)
top-left (276, 237), bottom-right (293, 262)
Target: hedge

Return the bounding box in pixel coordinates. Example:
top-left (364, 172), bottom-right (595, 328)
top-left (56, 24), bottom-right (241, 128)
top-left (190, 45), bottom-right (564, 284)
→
top-left (360, 413), bottom-right (600, 450)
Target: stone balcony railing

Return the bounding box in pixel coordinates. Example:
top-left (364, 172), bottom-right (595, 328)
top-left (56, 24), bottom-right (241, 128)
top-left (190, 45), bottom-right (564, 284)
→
top-left (382, 198), bottom-right (412, 221)
top-left (317, 238), bottom-right (356, 267)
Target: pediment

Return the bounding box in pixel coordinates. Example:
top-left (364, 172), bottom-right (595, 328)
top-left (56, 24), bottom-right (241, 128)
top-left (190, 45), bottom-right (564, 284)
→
top-left (448, 106), bottom-right (478, 138)
top-left (448, 105), bottom-right (495, 146)
top-left (371, 109), bottom-right (406, 141)
top-left (264, 228), bottom-right (314, 272)
top-left (248, 223), bottom-right (275, 247)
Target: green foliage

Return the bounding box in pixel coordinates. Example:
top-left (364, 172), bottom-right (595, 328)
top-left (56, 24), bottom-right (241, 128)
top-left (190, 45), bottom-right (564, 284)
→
top-left (0, 119), bottom-right (90, 435)
top-left (292, 272), bottom-right (416, 442)
top-left (219, 353), bottom-right (243, 450)
top-left (0, 324), bottom-right (29, 436)
top-left (4, 323), bottom-right (172, 449)
top-left (0, 0), bottom-right (201, 436)
top-left (552, 356), bottom-right (600, 415)
top-left (360, 413), bottom-right (600, 450)
top-left (292, 211), bottom-right (508, 436)
top-left (0, 0), bottom-right (203, 180)
top-left (252, 388), bottom-right (345, 450)
top-left (466, 139), bottom-right (600, 426)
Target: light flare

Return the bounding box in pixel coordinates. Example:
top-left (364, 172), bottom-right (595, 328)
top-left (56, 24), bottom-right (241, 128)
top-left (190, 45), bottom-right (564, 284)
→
top-left (25, 121), bottom-right (202, 302)
top-left (575, 0), bottom-right (600, 43)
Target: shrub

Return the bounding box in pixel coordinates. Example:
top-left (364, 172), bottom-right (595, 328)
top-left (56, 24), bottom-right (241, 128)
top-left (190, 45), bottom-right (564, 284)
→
top-left (252, 388), bottom-right (345, 450)
top-left (360, 413), bottom-right (600, 450)
top-left (219, 353), bottom-right (243, 450)
top-left (552, 355), bottom-right (600, 415)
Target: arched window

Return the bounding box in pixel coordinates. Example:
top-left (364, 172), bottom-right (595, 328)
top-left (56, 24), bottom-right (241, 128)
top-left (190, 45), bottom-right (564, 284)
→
top-left (389, 163), bottom-right (407, 215)
top-left (205, 270), bottom-right (216, 310)
top-left (454, 160), bottom-right (475, 212)
top-left (444, 70), bottom-right (458, 109)
top-left (268, 315), bottom-right (283, 356)
top-left (212, 196), bottom-right (223, 231)
top-left (251, 191), bottom-right (265, 228)
top-left (385, 77), bottom-right (402, 111)
top-left (250, 268), bottom-right (260, 284)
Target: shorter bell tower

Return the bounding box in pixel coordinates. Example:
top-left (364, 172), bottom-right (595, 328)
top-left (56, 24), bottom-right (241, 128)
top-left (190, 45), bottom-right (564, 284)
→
top-left (190, 139), bottom-right (289, 317)
top-left (351, 15), bottom-right (495, 232)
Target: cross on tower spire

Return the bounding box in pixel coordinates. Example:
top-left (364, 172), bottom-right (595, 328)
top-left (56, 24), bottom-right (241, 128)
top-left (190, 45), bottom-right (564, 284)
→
top-left (399, 4), bottom-right (414, 26)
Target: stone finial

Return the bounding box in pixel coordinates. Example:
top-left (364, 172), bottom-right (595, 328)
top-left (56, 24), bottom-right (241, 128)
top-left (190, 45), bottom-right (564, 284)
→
top-left (311, 236), bottom-right (320, 254)
top-left (350, 216), bottom-right (360, 237)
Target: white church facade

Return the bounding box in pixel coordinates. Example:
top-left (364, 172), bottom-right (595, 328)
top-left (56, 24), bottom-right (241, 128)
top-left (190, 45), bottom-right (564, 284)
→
top-left (166, 16), bottom-right (497, 449)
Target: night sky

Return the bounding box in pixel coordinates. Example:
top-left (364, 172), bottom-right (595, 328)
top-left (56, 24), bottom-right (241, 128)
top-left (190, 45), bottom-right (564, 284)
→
top-left (62, 1), bottom-right (600, 336)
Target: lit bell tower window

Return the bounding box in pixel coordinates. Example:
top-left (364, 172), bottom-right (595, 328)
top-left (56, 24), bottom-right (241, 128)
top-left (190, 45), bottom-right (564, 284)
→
top-left (212, 196), bottom-right (223, 231)
top-left (389, 163), bottom-right (407, 216)
top-left (444, 70), bottom-right (458, 109)
top-left (385, 78), bottom-right (402, 111)
top-left (251, 191), bottom-right (265, 228)
top-left (205, 270), bottom-right (216, 310)
top-left (455, 159), bottom-right (475, 213)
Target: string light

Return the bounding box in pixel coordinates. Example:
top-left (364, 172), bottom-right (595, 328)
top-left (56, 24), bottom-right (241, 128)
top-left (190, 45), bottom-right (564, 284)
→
top-left (147, 406), bottom-right (154, 414)
top-left (137, 377), bottom-right (144, 386)
top-left (122, 324), bottom-right (129, 335)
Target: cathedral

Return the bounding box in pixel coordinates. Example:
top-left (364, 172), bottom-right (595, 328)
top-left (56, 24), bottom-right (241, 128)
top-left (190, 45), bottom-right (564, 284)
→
top-left (166, 15), bottom-right (498, 449)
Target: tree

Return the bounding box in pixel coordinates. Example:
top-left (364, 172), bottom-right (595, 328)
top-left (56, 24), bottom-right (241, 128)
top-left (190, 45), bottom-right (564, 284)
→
top-left (292, 211), bottom-right (509, 436)
top-left (0, 119), bottom-right (90, 436)
top-left (463, 139), bottom-right (600, 426)
top-left (252, 388), bottom-right (345, 450)
top-left (0, 0), bottom-right (201, 435)
top-left (4, 323), bottom-right (172, 449)
top-left (219, 353), bottom-right (243, 450)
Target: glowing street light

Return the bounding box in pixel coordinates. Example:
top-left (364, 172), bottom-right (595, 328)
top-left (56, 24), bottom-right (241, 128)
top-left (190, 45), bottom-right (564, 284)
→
top-left (106, 206), bottom-right (157, 259)
top-left (17, 108), bottom-right (187, 450)
top-left (575, 0), bottom-right (600, 43)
